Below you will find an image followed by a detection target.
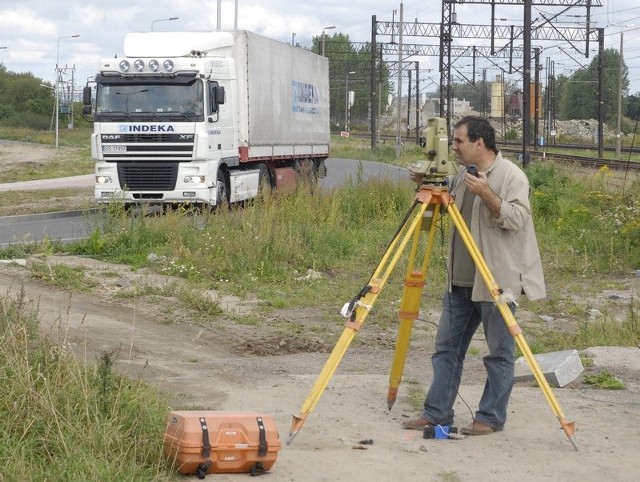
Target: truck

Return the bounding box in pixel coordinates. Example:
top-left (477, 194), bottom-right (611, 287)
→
top-left (82, 30), bottom-right (330, 208)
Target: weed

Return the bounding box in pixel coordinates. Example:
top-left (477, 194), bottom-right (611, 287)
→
top-left (583, 370), bottom-right (626, 389)
top-left (437, 471), bottom-right (463, 482)
top-left (29, 261), bottom-right (97, 291)
top-left (405, 384), bottom-right (427, 411)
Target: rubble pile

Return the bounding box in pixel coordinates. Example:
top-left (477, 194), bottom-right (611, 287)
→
top-left (486, 118), bottom-right (617, 141)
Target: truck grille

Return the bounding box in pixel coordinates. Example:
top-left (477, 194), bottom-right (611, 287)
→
top-left (101, 133), bottom-right (194, 161)
top-left (118, 163), bottom-right (178, 191)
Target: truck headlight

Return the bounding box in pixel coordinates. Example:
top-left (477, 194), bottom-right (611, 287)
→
top-left (96, 175), bottom-right (112, 184)
top-left (184, 175), bottom-right (205, 184)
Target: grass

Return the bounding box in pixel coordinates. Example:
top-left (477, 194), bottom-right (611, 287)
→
top-left (29, 260), bottom-right (97, 291)
top-left (583, 370), bottom-right (627, 390)
top-left (0, 126), bottom-right (94, 184)
top-left (0, 288), bottom-right (174, 479)
top-left (330, 132), bottom-right (427, 167)
top-left (1, 128), bottom-right (640, 478)
top-left (0, 188), bottom-right (94, 217)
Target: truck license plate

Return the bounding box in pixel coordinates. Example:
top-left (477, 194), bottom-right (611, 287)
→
top-left (102, 145), bottom-right (127, 153)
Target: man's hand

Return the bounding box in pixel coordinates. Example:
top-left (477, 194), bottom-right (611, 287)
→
top-left (464, 172), bottom-right (502, 218)
top-left (408, 168), bottom-right (424, 185)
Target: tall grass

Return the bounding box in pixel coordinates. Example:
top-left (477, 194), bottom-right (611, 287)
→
top-left (529, 162), bottom-right (640, 273)
top-left (0, 288), bottom-right (173, 480)
top-left (66, 160), bottom-right (640, 350)
top-left (72, 176), bottom-right (442, 309)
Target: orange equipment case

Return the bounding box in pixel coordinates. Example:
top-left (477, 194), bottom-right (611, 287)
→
top-left (163, 410), bottom-right (281, 478)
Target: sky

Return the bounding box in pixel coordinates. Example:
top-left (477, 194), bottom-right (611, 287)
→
top-left (1, 0), bottom-right (640, 97)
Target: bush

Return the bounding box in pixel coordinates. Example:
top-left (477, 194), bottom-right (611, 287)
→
top-left (0, 112), bottom-right (51, 130)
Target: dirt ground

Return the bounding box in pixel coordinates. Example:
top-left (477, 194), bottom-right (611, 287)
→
top-left (1, 141), bottom-right (640, 481)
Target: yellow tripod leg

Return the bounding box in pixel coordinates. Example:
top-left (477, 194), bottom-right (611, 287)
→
top-left (387, 201), bottom-right (442, 409)
top-left (288, 200), bottom-right (430, 444)
top-left (446, 201), bottom-right (578, 450)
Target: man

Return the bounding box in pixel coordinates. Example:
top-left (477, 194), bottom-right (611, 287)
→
top-left (402, 116), bottom-right (546, 436)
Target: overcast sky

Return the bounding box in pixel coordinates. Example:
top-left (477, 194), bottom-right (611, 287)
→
top-left (1, 1), bottom-right (639, 98)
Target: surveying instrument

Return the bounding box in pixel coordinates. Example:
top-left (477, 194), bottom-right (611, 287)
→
top-left (287, 117), bottom-right (578, 450)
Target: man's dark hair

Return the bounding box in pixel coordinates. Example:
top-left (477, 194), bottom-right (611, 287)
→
top-left (454, 116), bottom-right (499, 154)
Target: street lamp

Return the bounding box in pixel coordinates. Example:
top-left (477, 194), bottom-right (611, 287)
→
top-left (56, 34), bottom-right (79, 149)
top-left (345, 71), bottom-right (355, 132)
top-left (321, 26), bottom-right (335, 57)
top-left (151, 16), bottom-right (178, 31)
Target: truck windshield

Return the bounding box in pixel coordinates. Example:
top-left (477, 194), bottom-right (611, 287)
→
top-left (94, 78), bottom-right (203, 121)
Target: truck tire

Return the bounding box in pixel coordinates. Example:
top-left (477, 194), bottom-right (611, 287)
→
top-left (315, 159), bottom-right (327, 178)
top-left (258, 163), bottom-right (272, 192)
top-left (294, 158), bottom-right (316, 185)
top-left (216, 169), bottom-right (229, 206)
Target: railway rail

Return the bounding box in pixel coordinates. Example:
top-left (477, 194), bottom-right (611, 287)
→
top-left (347, 133), bottom-right (640, 172)
top-left (500, 148), bottom-right (640, 172)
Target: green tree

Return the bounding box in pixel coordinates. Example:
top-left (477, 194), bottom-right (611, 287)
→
top-left (0, 66), bottom-right (54, 128)
top-left (312, 33), bottom-right (391, 131)
top-left (558, 48), bottom-right (628, 122)
top-left (625, 92), bottom-right (640, 120)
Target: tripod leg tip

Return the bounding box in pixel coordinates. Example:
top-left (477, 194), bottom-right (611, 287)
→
top-left (387, 387), bottom-right (398, 411)
top-left (561, 420), bottom-right (578, 451)
top-left (287, 413), bottom-right (306, 445)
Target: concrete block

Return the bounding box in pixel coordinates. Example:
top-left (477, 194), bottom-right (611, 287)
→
top-left (514, 349), bottom-right (583, 387)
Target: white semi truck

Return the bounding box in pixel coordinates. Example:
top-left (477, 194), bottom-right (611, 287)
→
top-left (82, 30), bottom-right (330, 208)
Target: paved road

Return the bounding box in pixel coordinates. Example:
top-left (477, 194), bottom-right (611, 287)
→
top-left (0, 174), bottom-right (94, 192)
top-left (0, 159), bottom-right (409, 246)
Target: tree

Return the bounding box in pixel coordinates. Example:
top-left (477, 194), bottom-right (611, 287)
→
top-left (625, 92), bottom-right (640, 120)
top-left (312, 33), bottom-right (392, 131)
top-left (0, 67), bottom-right (54, 128)
top-left (558, 48), bottom-right (628, 123)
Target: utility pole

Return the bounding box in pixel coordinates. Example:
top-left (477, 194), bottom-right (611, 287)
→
top-left (395, 1), bottom-right (404, 159)
top-left (415, 61), bottom-right (420, 145)
top-left (597, 28), bottom-right (604, 158)
top-left (616, 30), bottom-right (624, 159)
top-left (370, 16), bottom-right (378, 149)
top-left (522, 0), bottom-right (531, 168)
top-left (407, 68), bottom-right (412, 138)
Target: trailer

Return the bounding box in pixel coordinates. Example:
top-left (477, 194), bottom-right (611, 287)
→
top-left (83, 30), bottom-right (330, 207)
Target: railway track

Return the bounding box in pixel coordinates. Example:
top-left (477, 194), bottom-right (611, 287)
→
top-left (348, 133), bottom-right (640, 172)
top-left (500, 148), bottom-right (640, 172)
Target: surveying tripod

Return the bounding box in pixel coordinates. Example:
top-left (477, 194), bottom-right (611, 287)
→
top-left (287, 118), bottom-right (577, 450)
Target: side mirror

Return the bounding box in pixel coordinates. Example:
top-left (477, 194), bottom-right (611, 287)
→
top-left (213, 85), bottom-right (225, 105)
top-left (82, 86), bottom-right (92, 106)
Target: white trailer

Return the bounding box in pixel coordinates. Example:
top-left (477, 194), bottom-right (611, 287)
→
top-left (83, 30), bottom-right (330, 207)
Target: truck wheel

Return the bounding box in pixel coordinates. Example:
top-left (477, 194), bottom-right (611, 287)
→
top-left (294, 158), bottom-right (317, 185)
top-left (315, 159), bottom-right (327, 178)
top-left (258, 164), bottom-right (272, 193)
top-left (216, 169), bottom-right (229, 206)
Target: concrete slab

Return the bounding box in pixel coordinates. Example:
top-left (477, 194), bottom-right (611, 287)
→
top-left (514, 349), bottom-right (584, 387)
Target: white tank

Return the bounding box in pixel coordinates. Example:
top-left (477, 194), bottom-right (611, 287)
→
top-left (490, 77), bottom-right (504, 118)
